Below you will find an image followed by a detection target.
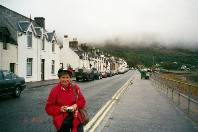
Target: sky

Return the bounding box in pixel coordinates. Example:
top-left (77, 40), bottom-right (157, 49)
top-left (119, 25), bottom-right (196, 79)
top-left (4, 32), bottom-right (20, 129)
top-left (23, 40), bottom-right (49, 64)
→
top-left (1, 0), bottom-right (198, 48)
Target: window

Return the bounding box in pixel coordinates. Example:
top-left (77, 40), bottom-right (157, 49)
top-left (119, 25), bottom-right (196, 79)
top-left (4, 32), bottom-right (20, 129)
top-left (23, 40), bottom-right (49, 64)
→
top-left (3, 36), bottom-right (7, 50)
top-left (10, 63), bottom-right (15, 73)
top-left (42, 37), bottom-right (45, 50)
top-left (51, 60), bottom-right (55, 74)
top-left (27, 58), bottom-right (33, 76)
top-left (52, 40), bottom-right (55, 52)
top-left (27, 31), bottom-right (32, 47)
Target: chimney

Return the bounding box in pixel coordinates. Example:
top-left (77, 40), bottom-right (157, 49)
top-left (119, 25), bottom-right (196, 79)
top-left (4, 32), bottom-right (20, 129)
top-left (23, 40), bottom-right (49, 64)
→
top-left (69, 38), bottom-right (78, 48)
top-left (34, 17), bottom-right (45, 28)
top-left (92, 47), bottom-right (96, 56)
top-left (63, 35), bottom-right (69, 49)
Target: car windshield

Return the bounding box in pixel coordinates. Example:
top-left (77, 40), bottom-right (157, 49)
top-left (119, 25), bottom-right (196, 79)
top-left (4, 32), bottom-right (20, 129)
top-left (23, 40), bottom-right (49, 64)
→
top-left (3, 71), bottom-right (12, 79)
top-left (0, 72), bottom-right (3, 80)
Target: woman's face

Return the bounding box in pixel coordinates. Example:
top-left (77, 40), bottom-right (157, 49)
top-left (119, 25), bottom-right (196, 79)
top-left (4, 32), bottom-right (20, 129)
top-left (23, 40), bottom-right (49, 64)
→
top-left (60, 73), bottom-right (71, 86)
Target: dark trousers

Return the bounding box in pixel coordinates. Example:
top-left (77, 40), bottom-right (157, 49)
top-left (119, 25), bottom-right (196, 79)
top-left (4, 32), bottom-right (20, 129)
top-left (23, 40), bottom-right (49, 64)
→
top-left (57, 123), bottom-right (84, 132)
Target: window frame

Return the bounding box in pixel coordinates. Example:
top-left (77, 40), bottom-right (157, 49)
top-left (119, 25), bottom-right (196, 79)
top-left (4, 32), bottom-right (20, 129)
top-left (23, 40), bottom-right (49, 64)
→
top-left (27, 58), bottom-right (33, 76)
top-left (52, 40), bottom-right (55, 52)
top-left (27, 31), bottom-right (32, 47)
top-left (3, 36), bottom-right (7, 50)
top-left (51, 60), bottom-right (55, 74)
top-left (42, 36), bottom-right (45, 50)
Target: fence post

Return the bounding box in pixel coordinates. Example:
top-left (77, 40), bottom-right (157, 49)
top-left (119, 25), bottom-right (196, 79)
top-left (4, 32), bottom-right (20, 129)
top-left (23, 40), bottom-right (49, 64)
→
top-left (171, 80), bottom-right (174, 100)
top-left (160, 77), bottom-right (162, 91)
top-left (187, 84), bottom-right (191, 113)
top-left (166, 79), bottom-right (168, 96)
top-left (178, 81), bottom-right (181, 109)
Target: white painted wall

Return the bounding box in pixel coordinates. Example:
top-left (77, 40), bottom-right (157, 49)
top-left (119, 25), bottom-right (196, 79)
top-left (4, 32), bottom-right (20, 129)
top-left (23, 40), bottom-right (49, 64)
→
top-left (60, 37), bottom-right (80, 70)
top-left (0, 42), bottom-right (17, 72)
top-left (17, 27), bottom-right (60, 82)
top-left (42, 36), bottom-right (60, 80)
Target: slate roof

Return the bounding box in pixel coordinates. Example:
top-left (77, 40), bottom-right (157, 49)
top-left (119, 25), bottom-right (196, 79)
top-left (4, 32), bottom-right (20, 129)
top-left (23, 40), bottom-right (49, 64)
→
top-left (18, 21), bottom-right (31, 32)
top-left (74, 50), bottom-right (84, 57)
top-left (0, 5), bottom-right (39, 31)
top-left (0, 5), bottom-right (57, 44)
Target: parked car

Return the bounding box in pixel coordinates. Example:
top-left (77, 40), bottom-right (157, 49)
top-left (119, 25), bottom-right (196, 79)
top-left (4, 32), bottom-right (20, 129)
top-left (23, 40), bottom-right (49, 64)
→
top-left (106, 70), bottom-right (113, 77)
top-left (101, 70), bottom-right (107, 78)
top-left (75, 68), bottom-right (95, 81)
top-left (114, 70), bottom-right (118, 75)
top-left (92, 68), bottom-right (102, 79)
top-left (111, 70), bottom-right (115, 76)
top-left (0, 70), bottom-right (26, 97)
top-left (118, 67), bottom-right (125, 74)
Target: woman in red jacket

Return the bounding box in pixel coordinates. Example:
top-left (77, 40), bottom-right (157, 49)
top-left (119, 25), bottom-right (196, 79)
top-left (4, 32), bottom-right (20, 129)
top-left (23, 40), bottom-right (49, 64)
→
top-left (45, 68), bottom-right (86, 132)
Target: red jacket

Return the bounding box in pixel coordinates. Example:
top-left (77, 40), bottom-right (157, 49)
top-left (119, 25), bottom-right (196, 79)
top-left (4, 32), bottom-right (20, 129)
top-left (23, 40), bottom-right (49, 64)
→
top-left (45, 82), bottom-right (86, 131)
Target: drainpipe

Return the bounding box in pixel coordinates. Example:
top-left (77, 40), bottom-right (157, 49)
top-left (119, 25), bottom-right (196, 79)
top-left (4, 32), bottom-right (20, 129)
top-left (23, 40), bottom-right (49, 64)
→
top-left (16, 31), bottom-right (19, 75)
top-left (0, 42), bottom-right (2, 69)
top-left (37, 37), bottom-right (39, 81)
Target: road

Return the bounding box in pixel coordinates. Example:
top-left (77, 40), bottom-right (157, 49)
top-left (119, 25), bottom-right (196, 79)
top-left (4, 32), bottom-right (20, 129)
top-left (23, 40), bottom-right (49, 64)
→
top-left (0, 70), bottom-right (135, 132)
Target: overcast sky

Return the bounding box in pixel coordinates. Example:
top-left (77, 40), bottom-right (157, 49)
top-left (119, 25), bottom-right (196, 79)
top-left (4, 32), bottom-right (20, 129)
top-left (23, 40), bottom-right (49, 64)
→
top-left (1, 0), bottom-right (198, 48)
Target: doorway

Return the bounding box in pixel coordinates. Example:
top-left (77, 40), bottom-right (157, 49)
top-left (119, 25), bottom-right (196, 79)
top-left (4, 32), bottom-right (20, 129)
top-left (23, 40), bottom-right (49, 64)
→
top-left (41, 59), bottom-right (45, 80)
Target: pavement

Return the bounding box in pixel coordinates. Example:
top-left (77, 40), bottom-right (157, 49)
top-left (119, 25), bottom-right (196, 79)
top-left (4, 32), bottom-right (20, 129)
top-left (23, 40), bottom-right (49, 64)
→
top-left (25, 73), bottom-right (198, 132)
top-left (97, 72), bottom-right (198, 132)
top-left (26, 79), bottom-right (59, 89)
top-left (25, 77), bottom-right (76, 89)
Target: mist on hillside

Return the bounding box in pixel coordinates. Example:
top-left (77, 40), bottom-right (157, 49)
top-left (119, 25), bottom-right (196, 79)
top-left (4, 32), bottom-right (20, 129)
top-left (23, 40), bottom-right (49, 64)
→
top-left (90, 34), bottom-right (198, 50)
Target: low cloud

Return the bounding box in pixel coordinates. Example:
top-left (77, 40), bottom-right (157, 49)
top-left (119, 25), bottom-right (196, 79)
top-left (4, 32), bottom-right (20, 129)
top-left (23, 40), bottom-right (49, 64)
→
top-left (2, 0), bottom-right (198, 49)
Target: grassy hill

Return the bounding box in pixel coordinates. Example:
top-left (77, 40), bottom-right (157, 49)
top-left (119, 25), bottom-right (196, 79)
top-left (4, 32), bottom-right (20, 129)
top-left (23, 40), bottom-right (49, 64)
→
top-left (99, 44), bottom-right (198, 71)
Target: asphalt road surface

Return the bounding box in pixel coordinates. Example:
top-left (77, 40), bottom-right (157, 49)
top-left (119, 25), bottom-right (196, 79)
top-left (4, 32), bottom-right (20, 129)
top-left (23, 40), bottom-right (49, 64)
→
top-left (0, 70), bottom-right (135, 132)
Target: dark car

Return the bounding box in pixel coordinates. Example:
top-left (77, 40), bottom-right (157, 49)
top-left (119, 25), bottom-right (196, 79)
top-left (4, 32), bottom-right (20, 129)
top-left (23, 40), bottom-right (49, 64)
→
top-left (75, 68), bottom-right (95, 81)
top-left (92, 68), bottom-right (102, 79)
top-left (0, 70), bottom-right (26, 97)
top-left (106, 70), bottom-right (113, 77)
top-left (111, 70), bottom-right (115, 76)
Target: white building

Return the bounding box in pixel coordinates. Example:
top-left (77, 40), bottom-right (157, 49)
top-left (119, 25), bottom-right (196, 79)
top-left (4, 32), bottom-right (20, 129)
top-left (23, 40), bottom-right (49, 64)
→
top-left (0, 5), bottom-right (126, 82)
top-left (0, 5), bottom-right (60, 82)
top-left (60, 36), bottom-right (80, 70)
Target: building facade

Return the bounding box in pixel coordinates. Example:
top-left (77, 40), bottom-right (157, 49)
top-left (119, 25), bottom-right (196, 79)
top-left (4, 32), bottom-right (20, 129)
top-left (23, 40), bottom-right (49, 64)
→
top-left (0, 5), bottom-right (60, 82)
top-left (0, 5), bottom-right (128, 82)
top-left (60, 36), bottom-right (80, 70)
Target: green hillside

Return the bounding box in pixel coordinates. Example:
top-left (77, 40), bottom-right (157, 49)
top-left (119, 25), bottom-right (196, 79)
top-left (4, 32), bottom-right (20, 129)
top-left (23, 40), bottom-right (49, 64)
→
top-left (100, 45), bottom-right (198, 71)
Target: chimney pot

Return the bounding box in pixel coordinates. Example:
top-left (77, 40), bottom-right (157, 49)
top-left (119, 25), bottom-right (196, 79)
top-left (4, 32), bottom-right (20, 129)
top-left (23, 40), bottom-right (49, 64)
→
top-left (34, 17), bottom-right (45, 29)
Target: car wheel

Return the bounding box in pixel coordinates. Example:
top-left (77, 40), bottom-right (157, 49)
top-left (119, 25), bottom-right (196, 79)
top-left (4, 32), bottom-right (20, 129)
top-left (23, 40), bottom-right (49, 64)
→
top-left (86, 76), bottom-right (90, 81)
top-left (13, 86), bottom-right (21, 98)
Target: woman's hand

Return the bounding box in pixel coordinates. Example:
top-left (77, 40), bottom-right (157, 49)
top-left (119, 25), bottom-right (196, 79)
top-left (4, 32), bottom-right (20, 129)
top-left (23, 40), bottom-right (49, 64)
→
top-left (60, 105), bottom-right (68, 113)
top-left (72, 104), bottom-right (77, 112)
